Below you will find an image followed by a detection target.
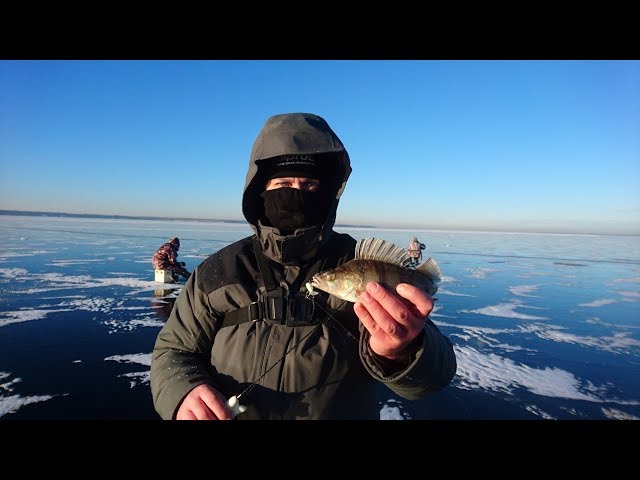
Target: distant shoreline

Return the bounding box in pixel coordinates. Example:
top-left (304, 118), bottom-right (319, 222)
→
top-left (1, 209), bottom-right (637, 237)
top-left (0, 209), bottom-right (376, 229)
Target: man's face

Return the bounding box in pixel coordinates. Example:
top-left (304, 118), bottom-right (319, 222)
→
top-left (265, 177), bottom-right (320, 192)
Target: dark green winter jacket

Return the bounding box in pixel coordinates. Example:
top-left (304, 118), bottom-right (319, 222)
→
top-left (150, 113), bottom-right (457, 420)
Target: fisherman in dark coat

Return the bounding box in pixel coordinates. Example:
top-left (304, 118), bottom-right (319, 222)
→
top-left (150, 113), bottom-right (456, 420)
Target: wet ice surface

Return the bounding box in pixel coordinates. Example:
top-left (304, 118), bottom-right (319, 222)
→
top-left (1, 215), bottom-right (639, 420)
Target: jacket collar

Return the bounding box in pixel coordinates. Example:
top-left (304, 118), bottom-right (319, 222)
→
top-left (255, 220), bottom-right (331, 266)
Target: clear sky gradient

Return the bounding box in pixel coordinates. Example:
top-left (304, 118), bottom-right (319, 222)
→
top-left (1, 60), bottom-right (638, 235)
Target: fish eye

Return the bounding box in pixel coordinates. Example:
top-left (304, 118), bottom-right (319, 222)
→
top-left (327, 273), bottom-right (335, 282)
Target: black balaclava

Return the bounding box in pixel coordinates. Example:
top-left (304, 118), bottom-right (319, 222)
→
top-left (261, 188), bottom-right (328, 234)
top-left (259, 154), bottom-right (333, 235)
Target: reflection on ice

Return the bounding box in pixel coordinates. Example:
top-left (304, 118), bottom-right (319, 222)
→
top-left (455, 345), bottom-right (611, 402)
top-left (461, 300), bottom-right (549, 320)
top-left (1, 215), bottom-right (638, 419)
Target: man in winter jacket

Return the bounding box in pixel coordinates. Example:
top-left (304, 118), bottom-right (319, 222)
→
top-left (150, 112), bottom-right (457, 420)
top-left (407, 236), bottom-right (426, 267)
top-left (152, 237), bottom-right (190, 282)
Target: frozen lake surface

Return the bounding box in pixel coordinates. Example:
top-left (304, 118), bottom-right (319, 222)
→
top-left (1, 215), bottom-right (639, 420)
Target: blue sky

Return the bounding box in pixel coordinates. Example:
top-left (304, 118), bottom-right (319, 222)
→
top-left (1, 60), bottom-right (638, 235)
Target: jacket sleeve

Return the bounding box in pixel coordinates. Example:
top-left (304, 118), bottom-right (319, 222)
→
top-left (359, 317), bottom-right (457, 400)
top-left (150, 269), bottom-right (221, 419)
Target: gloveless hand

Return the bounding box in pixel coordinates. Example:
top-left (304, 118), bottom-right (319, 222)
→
top-left (353, 282), bottom-right (433, 361)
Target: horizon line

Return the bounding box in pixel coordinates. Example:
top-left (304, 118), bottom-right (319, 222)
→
top-left (0, 209), bottom-right (637, 237)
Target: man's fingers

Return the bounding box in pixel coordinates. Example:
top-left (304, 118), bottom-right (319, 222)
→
top-left (396, 283), bottom-right (434, 318)
top-left (177, 384), bottom-right (234, 420)
top-left (354, 301), bottom-right (380, 336)
top-left (199, 385), bottom-right (233, 420)
top-left (193, 401), bottom-right (218, 420)
top-left (363, 282), bottom-right (412, 329)
top-left (176, 409), bottom-right (197, 420)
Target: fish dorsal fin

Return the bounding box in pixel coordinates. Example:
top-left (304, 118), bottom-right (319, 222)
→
top-left (416, 256), bottom-right (442, 283)
top-left (355, 238), bottom-right (412, 267)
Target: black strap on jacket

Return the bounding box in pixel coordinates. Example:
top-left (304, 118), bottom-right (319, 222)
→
top-left (219, 237), bottom-right (324, 329)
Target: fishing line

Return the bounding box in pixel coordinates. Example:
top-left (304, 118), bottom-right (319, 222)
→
top-left (235, 294), bottom-right (357, 401)
top-left (306, 293), bottom-right (359, 343)
top-left (306, 291), bottom-right (418, 382)
top-left (235, 322), bottom-right (323, 401)
top-left (235, 289), bottom-right (419, 403)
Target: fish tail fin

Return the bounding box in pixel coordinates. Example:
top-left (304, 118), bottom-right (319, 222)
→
top-left (416, 257), bottom-right (442, 283)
